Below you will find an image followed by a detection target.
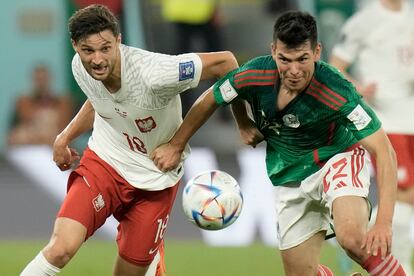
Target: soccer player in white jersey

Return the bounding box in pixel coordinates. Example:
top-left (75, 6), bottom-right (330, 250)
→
top-left (330, 0), bottom-right (414, 274)
top-left (20, 4), bottom-right (238, 276)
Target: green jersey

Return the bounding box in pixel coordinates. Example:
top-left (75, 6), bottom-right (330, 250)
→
top-left (213, 56), bottom-right (381, 186)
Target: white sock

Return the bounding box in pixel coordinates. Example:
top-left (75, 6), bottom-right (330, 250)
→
top-left (20, 252), bottom-right (61, 276)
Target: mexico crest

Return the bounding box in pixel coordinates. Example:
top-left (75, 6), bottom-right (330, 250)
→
top-left (282, 114), bottom-right (300, 128)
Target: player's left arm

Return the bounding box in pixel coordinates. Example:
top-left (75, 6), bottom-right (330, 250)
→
top-left (151, 88), bottom-right (218, 172)
top-left (197, 51), bottom-right (238, 80)
top-left (358, 128), bottom-right (397, 258)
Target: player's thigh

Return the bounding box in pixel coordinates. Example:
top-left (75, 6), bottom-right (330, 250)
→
top-left (113, 255), bottom-right (149, 276)
top-left (280, 231), bottom-right (326, 276)
top-left (57, 173), bottom-right (111, 239)
top-left (274, 183), bottom-right (330, 250)
top-left (116, 183), bottom-right (180, 267)
top-left (332, 196), bottom-right (369, 240)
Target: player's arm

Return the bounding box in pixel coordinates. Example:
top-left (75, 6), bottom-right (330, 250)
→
top-left (329, 56), bottom-right (354, 83)
top-left (151, 89), bottom-right (218, 172)
top-left (53, 99), bottom-right (95, 171)
top-left (329, 55), bottom-right (376, 100)
top-left (197, 51), bottom-right (238, 80)
top-left (230, 99), bottom-right (264, 147)
top-left (358, 128), bottom-right (397, 258)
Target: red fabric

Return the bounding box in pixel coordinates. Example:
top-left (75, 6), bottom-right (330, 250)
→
top-left (371, 134), bottom-right (414, 189)
top-left (74, 0), bottom-right (123, 15)
top-left (363, 254), bottom-right (406, 276)
top-left (58, 148), bottom-right (179, 266)
top-left (317, 264), bottom-right (334, 276)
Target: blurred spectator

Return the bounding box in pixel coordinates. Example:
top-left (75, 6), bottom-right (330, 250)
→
top-left (161, 0), bottom-right (222, 54)
top-left (8, 65), bottom-right (73, 146)
top-left (161, 0), bottom-right (227, 118)
top-left (330, 0), bottom-right (414, 275)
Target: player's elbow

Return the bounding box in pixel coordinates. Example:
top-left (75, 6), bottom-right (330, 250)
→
top-left (213, 51), bottom-right (238, 78)
top-left (223, 51), bottom-right (238, 72)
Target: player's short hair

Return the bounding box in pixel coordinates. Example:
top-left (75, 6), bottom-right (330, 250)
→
top-left (273, 11), bottom-right (318, 49)
top-left (68, 4), bottom-right (120, 43)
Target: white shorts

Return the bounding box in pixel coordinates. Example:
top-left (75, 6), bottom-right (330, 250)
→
top-left (274, 146), bottom-right (371, 250)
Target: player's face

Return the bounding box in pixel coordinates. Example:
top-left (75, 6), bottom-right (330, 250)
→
top-left (72, 30), bottom-right (121, 81)
top-left (271, 39), bottom-right (321, 93)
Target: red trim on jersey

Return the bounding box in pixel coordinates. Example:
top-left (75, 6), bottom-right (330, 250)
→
top-left (313, 149), bottom-right (320, 164)
top-left (312, 79), bottom-right (347, 103)
top-left (234, 69), bottom-right (278, 79)
top-left (309, 83), bottom-right (345, 108)
top-left (235, 81), bottom-right (276, 89)
top-left (234, 75), bottom-right (277, 83)
top-left (307, 90), bottom-right (339, 110)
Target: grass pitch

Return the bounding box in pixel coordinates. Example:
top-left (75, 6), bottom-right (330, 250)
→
top-left (0, 240), bottom-right (366, 275)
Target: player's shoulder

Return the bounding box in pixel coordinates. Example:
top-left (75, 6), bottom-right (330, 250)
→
top-left (121, 44), bottom-right (154, 63)
top-left (240, 55), bottom-right (276, 71)
top-left (71, 53), bottom-right (81, 70)
top-left (233, 55), bottom-right (277, 80)
top-left (313, 61), bottom-right (360, 101)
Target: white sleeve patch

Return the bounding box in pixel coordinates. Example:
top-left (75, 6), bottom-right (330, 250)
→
top-left (219, 80), bottom-right (238, 103)
top-left (347, 104), bottom-right (372, 130)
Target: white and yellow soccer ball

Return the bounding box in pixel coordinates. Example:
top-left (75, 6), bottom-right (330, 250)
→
top-left (182, 170), bottom-right (243, 230)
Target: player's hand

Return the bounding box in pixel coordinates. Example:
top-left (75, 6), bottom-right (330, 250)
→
top-left (150, 143), bottom-right (182, 173)
top-left (361, 222), bottom-right (392, 259)
top-left (53, 134), bottom-right (80, 171)
top-left (238, 120), bottom-right (264, 147)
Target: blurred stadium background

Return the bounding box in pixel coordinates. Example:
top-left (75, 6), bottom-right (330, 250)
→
top-left (0, 0), bottom-right (409, 275)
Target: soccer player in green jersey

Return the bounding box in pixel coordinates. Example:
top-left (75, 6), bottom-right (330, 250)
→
top-left (151, 11), bottom-right (406, 276)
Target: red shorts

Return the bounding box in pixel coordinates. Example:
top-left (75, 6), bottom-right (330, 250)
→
top-left (388, 134), bottom-right (414, 189)
top-left (57, 148), bottom-right (179, 266)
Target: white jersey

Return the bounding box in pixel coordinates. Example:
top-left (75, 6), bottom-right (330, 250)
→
top-left (332, 1), bottom-right (414, 134)
top-left (72, 44), bottom-right (202, 190)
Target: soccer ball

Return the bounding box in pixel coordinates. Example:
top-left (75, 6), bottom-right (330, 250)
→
top-left (182, 170), bottom-right (243, 230)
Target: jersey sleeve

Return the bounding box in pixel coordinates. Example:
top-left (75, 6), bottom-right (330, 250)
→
top-left (339, 96), bottom-right (381, 141)
top-left (148, 52), bottom-right (202, 98)
top-left (212, 63), bottom-right (255, 105)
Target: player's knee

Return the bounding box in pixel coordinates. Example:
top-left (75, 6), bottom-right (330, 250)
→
top-left (43, 239), bottom-right (77, 268)
top-left (336, 228), bottom-right (365, 260)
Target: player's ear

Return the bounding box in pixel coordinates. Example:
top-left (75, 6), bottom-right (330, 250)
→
top-left (271, 42), bottom-right (277, 56)
top-left (314, 42), bottom-right (322, 61)
top-left (71, 39), bottom-right (78, 53)
top-left (117, 34), bottom-right (122, 44)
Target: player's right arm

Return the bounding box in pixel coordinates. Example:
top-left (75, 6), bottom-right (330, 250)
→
top-left (151, 61), bottom-right (255, 171)
top-left (151, 88), bottom-right (218, 172)
top-left (197, 51), bottom-right (238, 80)
top-left (53, 99), bottom-right (94, 171)
top-left (230, 99), bottom-right (264, 147)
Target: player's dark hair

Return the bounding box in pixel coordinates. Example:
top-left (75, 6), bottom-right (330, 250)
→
top-left (273, 11), bottom-right (318, 49)
top-left (68, 4), bottom-right (120, 43)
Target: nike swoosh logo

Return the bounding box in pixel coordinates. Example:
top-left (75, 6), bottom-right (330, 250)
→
top-left (148, 244), bottom-right (160, 255)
